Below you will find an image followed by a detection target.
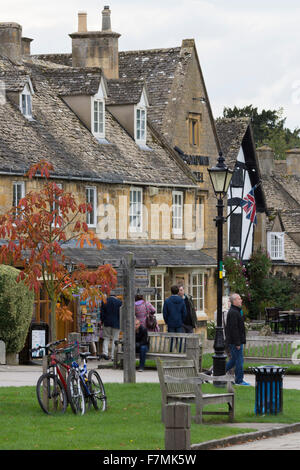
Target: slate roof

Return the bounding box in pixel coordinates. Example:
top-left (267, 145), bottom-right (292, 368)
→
top-left (62, 244), bottom-right (217, 268)
top-left (118, 47), bottom-right (189, 133)
top-left (106, 78), bottom-right (147, 105)
top-left (215, 117), bottom-right (251, 168)
top-left (0, 55), bottom-right (196, 187)
top-left (34, 48), bottom-right (190, 134)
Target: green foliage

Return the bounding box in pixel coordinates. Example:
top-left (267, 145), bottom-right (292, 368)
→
top-left (222, 105), bottom-right (300, 159)
top-left (224, 248), bottom-right (300, 319)
top-left (223, 256), bottom-right (249, 298)
top-left (207, 320), bottom-right (216, 340)
top-left (0, 265), bottom-right (34, 353)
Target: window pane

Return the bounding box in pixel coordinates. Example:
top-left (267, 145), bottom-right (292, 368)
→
top-left (22, 94), bottom-right (27, 114)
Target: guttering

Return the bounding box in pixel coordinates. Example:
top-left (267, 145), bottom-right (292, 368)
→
top-left (0, 169), bottom-right (198, 189)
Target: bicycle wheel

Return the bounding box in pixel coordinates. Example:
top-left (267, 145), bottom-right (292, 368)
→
top-left (36, 373), bottom-right (67, 415)
top-left (88, 369), bottom-right (107, 411)
top-left (66, 370), bottom-right (86, 415)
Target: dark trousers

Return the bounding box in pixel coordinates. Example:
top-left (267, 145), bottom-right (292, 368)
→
top-left (136, 344), bottom-right (148, 369)
top-left (167, 326), bottom-right (184, 352)
top-left (226, 344), bottom-right (244, 384)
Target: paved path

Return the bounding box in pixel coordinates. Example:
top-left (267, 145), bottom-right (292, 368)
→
top-left (2, 363), bottom-right (300, 388)
top-left (221, 431), bottom-right (300, 450)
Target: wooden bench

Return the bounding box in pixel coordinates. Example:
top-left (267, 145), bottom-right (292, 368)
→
top-left (244, 336), bottom-right (297, 364)
top-left (156, 358), bottom-right (235, 424)
top-left (113, 332), bottom-right (202, 370)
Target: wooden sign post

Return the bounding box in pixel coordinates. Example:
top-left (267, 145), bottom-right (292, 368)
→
top-left (122, 252), bottom-right (136, 383)
top-left (105, 254), bottom-right (157, 383)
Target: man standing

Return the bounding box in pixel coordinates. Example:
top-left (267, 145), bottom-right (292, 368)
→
top-left (163, 285), bottom-right (187, 332)
top-left (225, 293), bottom-right (250, 386)
top-left (178, 284), bottom-right (197, 333)
top-left (100, 294), bottom-right (122, 360)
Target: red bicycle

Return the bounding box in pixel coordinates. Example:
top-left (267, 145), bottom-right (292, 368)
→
top-left (32, 339), bottom-right (80, 415)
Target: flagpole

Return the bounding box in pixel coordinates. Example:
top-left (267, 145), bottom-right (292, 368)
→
top-left (241, 219), bottom-right (253, 261)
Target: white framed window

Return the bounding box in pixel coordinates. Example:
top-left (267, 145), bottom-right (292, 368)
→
top-left (86, 186), bottom-right (97, 227)
top-left (19, 83), bottom-right (33, 119)
top-left (172, 191), bottom-right (183, 235)
top-left (147, 272), bottom-right (165, 315)
top-left (129, 187), bottom-right (143, 233)
top-left (135, 107), bottom-right (146, 143)
top-left (91, 79), bottom-right (107, 140)
top-left (189, 272), bottom-right (204, 313)
top-left (13, 181), bottom-right (25, 216)
top-left (267, 232), bottom-right (285, 260)
top-left (93, 99), bottom-right (105, 137)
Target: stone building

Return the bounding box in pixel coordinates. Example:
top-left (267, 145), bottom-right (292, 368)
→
top-left (255, 144), bottom-right (300, 276)
top-left (0, 7), bottom-right (224, 343)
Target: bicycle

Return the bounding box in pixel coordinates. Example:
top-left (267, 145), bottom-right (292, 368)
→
top-left (32, 339), bottom-right (82, 415)
top-left (67, 352), bottom-right (107, 414)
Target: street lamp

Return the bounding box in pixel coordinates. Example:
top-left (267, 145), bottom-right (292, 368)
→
top-left (208, 152), bottom-right (233, 378)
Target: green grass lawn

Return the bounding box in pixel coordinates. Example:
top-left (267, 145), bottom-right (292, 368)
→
top-left (1, 382), bottom-right (300, 450)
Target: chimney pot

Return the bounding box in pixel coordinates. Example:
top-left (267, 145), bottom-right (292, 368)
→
top-left (256, 144), bottom-right (274, 176)
top-left (286, 147), bottom-right (300, 177)
top-left (102, 5), bottom-right (111, 31)
top-left (21, 37), bottom-right (33, 56)
top-left (78, 11), bottom-right (87, 32)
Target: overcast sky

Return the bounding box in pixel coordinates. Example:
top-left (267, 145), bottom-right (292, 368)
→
top-left (2, 0), bottom-right (300, 130)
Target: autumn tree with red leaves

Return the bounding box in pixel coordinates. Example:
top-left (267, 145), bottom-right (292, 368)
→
top-left (0, 161), bottom-right (117, 340)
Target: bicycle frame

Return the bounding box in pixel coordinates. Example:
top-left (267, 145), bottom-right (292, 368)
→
top-left (71, 359), bottom-right (91, 397)
top-left (49, 353), bottom-right (71, 391)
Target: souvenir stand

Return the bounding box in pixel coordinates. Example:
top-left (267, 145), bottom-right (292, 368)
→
top-left (79, 298), bottom-right (102, 357)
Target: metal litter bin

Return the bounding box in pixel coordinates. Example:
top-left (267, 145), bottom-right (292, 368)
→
top-left (251, 366), bottom-right (286, 415)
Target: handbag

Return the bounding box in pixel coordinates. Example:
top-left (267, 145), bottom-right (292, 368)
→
top-left (145, 302), bottom-right (158, 331)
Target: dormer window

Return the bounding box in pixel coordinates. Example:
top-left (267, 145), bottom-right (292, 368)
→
top-left (20, 82), bottom-right (34, 119)
top-left (134, 88), bottom-right (149, 147)
top-left (91, 77), bottom-right (107, 140)
top-left (267, 232), bottom-right (285, 260)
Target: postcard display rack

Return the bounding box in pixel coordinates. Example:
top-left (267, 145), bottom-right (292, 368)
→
top-left (80, 299), bottom-right (101, 351)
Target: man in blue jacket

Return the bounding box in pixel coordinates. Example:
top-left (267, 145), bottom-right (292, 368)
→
top-left (163, 285), bottom-right (187, 332)
top-left (100, 294), bottom-right (122, 360)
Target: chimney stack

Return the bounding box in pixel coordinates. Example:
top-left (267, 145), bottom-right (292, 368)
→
top-left (286, 147), bottom-right (300, 177)
top-left (256, 144), bottom-right (274, 176)
top-left (0, 22), bottom-right (22, 64)
top-left (69, 6), bottom-right (121, 79)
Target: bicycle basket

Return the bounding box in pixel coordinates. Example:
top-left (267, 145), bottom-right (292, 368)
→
top-left (57, 341), bottom-right (80, 365)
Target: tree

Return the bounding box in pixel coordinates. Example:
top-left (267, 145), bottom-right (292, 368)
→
top-left (0, 264), bottom-right (34, 354)
top-left (0, 161), bottom-right (117, 340)
top-left (222, 105), bottom-right (300, 159)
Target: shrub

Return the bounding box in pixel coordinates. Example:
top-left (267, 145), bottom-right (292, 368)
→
top-left (0, 265), bottom-right (34, 353)
top-left (207, 320), bottom-right (216, 340)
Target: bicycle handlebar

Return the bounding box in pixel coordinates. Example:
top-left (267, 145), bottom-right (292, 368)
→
top-left (30, 338), bottom-right (67, 353)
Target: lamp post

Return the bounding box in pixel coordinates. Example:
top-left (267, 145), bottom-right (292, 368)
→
top-left (208, 152), bottom-right (233, 377)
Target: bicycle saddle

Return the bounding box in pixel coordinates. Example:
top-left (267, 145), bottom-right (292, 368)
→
top-left (80, 352), bottom-right (90, 358)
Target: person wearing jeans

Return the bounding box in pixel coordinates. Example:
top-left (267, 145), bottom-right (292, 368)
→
top-left (225, 293), bottom-right (250, 386)
top-left (135, 319), bottom-right (149, 372)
